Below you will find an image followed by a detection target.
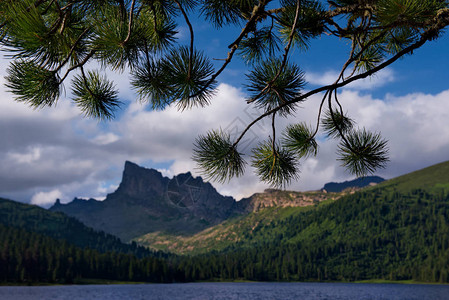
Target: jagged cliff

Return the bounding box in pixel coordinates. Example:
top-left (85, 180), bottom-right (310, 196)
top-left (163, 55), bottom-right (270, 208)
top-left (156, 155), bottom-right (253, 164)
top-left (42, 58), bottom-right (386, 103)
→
top-left (51, 161), bottom-right (239, 241)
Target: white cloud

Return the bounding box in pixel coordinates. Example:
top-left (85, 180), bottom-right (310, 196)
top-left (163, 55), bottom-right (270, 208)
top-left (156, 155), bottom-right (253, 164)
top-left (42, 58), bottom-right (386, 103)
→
top-left (92, 182), bottom-right (119, 200)
top-left (321, 89), bottom-right (449, 177)
top-left (31, 189), bottom-right (63, 206)
top-left (306, 68), bottom-right (396, 90)
top-left (92, 133), bottom-right (120, 145)
top-left (8, 147), bottom-right (41, 164)
top-left (1, 57), bottom-right (449, 205)
top-left (157, 168), bottom-right (175, 178)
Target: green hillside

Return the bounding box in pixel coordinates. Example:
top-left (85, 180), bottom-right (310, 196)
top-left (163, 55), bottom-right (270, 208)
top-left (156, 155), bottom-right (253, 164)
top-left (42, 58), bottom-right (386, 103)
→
top-left (176, 185), bottom-right (449, 283)
top-left (135, 206), bottom-right (306, 254)
top-left (0, 198), bottom-right (159, 258)
top-left (375, 160), bottom-right (449, 193)
top-left (135, 199), bottom-right (335, 255)
top-left (137, 160), bottom-right (449, 256)
top-left (163, 160), bottom-right (449, 283)
top-left (0, 198), bottom-right (181, 284)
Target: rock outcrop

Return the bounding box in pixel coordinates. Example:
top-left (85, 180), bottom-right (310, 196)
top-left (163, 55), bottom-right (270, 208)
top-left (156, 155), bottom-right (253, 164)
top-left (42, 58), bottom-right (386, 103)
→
top-left (237, 189), bottom-right (337, 213)
top-left (50, 161), bottom-right (239, 241)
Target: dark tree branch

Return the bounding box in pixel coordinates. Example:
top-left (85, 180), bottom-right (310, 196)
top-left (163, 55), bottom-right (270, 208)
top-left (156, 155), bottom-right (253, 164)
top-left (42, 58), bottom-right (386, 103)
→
top-left (122, 0), bottom-right (137, 44)
top-left (60, 2), bottom-right (75, 11)
top-left (271, 112), bottom-right (276, 151)
top-left (59, 49), bottom-right (96, 83)
top-left (53, 27), bottom-right (90, 74)
top-left (189, 0), bottom-right (270, 100)
top-left (232, 9), bottom-right (449, 149)
top-left (119, 0), bottom-right (126, 21)
top-left (174, 0), bottom-right (194, 79)
top-left (312, 92), bottom-right (327, 138)
top-left (328, 89), bottom-right (353, 152)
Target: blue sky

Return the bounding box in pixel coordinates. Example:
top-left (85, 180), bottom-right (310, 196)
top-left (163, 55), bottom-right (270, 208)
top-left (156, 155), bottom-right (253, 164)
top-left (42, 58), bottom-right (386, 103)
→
top-left (1, 5), bottom-right (449, 206)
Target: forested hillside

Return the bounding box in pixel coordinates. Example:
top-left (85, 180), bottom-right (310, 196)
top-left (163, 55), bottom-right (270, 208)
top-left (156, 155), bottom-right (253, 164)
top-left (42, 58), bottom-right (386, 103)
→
top-left (0, 197), bottom-right (181, 284)
top-left (3, 187), bottom-right (449, 284)
top-left (0, 224), bottom-right (175, 284)
top-left (178, 187), bottom-right (449, 282)
top-left (0, 198), bottom-right (161, 258)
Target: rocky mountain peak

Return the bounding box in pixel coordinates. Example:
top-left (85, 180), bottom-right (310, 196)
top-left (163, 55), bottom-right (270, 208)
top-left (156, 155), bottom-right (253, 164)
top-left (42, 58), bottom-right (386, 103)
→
top-left (115, 161), bottom-right (169, 198)
top-left (50, 161), bottom-right (240, 241)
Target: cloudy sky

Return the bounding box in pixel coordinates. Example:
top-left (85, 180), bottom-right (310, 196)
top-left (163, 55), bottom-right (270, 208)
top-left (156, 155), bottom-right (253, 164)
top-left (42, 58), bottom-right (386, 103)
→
top-left (1, 12), bottom-right (449, 207)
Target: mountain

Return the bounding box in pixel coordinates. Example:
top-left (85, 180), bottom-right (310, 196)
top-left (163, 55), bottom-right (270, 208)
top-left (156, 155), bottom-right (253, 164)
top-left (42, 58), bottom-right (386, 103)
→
top-left (375, 160), bottom-right (449, 193)
top-left (136, 160), bottom-right (449, 256)
top-left (237, 189), bottom-right (338, 213)
top-left (321, 176), bottom-right (385, 193)
top-left (4, 160), bottom-right (449, 284)
top-left (170, 160), bottom-right (449, 283)
top-left (179, 185), bottom-right (449, 283)
top-left (136, 191), bottom-right (339, 254)
top-left (50, 161), bottom-right (338, 242)
top-left (50, 161), bottom-right (242, 241)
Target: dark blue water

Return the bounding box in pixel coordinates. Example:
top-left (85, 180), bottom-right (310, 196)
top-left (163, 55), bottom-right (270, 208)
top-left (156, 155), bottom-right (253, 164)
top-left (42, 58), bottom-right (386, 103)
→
top-left (0, 282), bottom-right (448, 300)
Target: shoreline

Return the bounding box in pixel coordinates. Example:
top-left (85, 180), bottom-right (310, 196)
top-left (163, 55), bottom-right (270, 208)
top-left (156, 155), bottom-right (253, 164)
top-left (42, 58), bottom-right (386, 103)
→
top-left (1, 278), bottom-right (447, 286)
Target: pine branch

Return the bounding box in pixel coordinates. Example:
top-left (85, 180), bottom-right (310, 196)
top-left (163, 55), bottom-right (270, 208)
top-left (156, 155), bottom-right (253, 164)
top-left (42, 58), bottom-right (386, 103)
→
top-left (247, 0), bottom-right (301, 104)
top-left (189, 0), bottom-right (270, 100)
top-left (53, 27), bottom-right (90, 74)
top-left (59, 49), bottom-right (96, 83)
top-left (232, 8), bottom-right (449, 152)
top-left (0, 0), bottom-right (49, 30)
top-left (122, 0), bottom-right (137, 44)
top-left (174, 0), bottom-right (194, 79)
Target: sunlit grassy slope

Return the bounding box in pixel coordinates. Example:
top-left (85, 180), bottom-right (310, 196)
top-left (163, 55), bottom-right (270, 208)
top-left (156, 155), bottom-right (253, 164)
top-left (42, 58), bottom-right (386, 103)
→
top-left (375, 160), bottom-right (449, 193)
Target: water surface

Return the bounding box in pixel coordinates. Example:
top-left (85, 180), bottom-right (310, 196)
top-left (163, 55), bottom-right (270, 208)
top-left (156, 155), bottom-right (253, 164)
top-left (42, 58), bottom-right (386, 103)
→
top-left (1, 282), bottom-right (448, 300)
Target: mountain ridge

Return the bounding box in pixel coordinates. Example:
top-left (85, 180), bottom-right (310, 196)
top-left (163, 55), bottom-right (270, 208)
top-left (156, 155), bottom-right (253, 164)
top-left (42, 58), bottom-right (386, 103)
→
top-left (52, 160), bottom-right (444, 244)
top-left (50, 161), bottom-right (242, 241)
top-left (321, 176), bottom-right (385, 193)
top-left (3, 160), bottom-right (449, 283)
top-left (374, 160), bottom-right (449, 193)
top-left (50, 161), bottom-right (340, 241)
top-left (135, 160), bottom-right (449, 254)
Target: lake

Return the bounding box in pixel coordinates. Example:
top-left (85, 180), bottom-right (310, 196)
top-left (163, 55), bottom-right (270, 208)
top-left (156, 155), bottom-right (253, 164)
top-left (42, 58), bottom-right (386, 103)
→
top-left (1, 282), bottom-right (448, 300)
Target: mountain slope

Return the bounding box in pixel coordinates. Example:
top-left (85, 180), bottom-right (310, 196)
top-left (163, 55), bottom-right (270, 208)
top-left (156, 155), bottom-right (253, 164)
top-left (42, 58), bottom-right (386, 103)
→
top-left (50, 162), bottom-right (337, 242)
top-left (0, 196), bottom-right (177, 284)
top-left (321, 176), bottom-right (384, 192)
top-left (0, 197), bottom-right (157, 258)
top-left (176, 161), bottom-right (449, 283)
top-left (375, 160), bottom-right (449, 193)
top-left (135, 191), bottom-right (338, 254)
top-left (137, 160), bottom-right (449, 257)
top-left (0, 223), bottom-right (175, 284)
